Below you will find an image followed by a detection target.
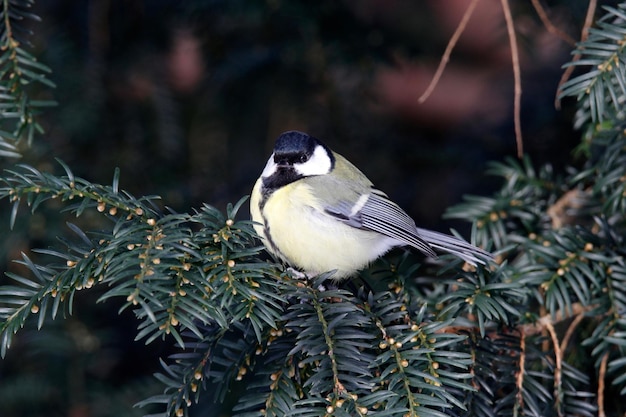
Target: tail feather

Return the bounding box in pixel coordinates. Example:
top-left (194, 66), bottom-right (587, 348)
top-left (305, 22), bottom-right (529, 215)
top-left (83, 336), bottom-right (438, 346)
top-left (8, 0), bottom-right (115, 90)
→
top-left (416, 228), bottom-right (493, 266)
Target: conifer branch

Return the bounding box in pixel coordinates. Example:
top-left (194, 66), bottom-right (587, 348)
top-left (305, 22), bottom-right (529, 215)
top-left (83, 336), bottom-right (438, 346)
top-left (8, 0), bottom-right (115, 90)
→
top-left (558, 2), bottom-right (626, 126)
top-left (3, 2), bottom-right (626, 416)
top-left (0, 0), bottom-right (55, 155)
top-left (556, 0), bottom-right (598, 108)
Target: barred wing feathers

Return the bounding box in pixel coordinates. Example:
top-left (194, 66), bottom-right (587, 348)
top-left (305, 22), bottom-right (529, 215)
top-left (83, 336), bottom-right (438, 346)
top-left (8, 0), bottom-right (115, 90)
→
top-left (326, 190), bottom-right (491, 265)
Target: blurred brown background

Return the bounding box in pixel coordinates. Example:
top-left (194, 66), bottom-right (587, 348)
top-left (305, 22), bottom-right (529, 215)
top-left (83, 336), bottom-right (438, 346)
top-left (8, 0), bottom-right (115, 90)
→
top-left (29, 0), bottom-right (584, 225)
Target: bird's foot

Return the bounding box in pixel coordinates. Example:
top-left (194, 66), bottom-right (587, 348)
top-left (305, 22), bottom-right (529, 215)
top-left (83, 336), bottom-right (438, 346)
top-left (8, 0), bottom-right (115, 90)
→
top-left (285, 267), bottom-right (308, 280)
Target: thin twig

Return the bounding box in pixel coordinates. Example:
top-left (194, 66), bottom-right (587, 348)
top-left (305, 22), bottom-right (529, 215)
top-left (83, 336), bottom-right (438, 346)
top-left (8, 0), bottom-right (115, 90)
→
top-left (555, 0), bottom-right (598, 109)
top-left (598, 351), bottom-right (608, 417)
top-left (514, 333), bottom-right (526, 417)
top-left (442, 303), bottom-right (594, 338)
top-left (500, 0), bottom-right (524, 158)
top-left (545, 321), bottom-right (564, 417)
top-left (530, 0), bottom-right (576, 46)
top-left (518, 302), bottom-right (593, 336)
top-left (581, 0), bottom-right (597, 45)
top-left (418, 0), bottom-right (481, 103)
top-left (560, 312), bottom-right (585, 352)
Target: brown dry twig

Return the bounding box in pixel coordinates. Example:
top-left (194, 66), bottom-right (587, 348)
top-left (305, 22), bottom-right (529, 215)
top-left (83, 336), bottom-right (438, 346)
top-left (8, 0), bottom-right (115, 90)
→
top-left (441, 303), bottom-right (593, 338)
top-left (518, 302), bottom-right (594, 336)
top-left (514, 332), bottom-right (526, 415)
top-left (598, 351), bottom-right (608, 417)
top-left (555, 0), bottom-right (598, 108)
top-left (547, 188), bottom-right (590, 229)
top-left (420, 0), bottom-right (596, 157)
top-left (500, 0), bottom-right (524, 158)
top-left (530, 0), bottom-right (576, 46)
top-left (419, 0), bottom-right (524, 156)
top-left (418, 0), bottom-right (480, 104)
top-left (544, 321), bottom-right (564, 417)
top-left (560, 312), bottom-right (585, 353)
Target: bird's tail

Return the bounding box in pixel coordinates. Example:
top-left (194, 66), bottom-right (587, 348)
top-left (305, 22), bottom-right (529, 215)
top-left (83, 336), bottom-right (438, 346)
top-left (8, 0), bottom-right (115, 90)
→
top-left (416, 228), bottom-right (493, 266)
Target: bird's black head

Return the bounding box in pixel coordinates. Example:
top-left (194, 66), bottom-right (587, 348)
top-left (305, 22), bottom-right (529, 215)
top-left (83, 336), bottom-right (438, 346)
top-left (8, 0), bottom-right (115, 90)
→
top-left (273, 131), bottom-right (321, 166)
top-left (260, 131), bottom-right (335, 195)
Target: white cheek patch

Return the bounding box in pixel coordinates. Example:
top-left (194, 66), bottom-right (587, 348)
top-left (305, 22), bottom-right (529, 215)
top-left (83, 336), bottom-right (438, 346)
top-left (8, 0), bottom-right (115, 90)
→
top-left (261, 154), bottom-right (278, 178)
top-left (294, 145), bottom-right (332, 176)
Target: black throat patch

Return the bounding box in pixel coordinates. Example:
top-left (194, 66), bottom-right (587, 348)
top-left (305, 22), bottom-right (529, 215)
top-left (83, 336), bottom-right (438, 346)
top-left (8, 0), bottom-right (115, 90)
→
top-left (260, 167), bottom-right (303, 201)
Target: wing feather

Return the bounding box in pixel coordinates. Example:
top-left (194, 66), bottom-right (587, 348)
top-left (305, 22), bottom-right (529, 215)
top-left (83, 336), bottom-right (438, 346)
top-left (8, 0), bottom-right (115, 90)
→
top-left (325, 190), bottom-right (492, 265)
top-left (415, 228), bottom-right (492, 265)
top-left (325, 191), bottom-right (437, 258)
top-left (359, 192), bottom-right (438, 258)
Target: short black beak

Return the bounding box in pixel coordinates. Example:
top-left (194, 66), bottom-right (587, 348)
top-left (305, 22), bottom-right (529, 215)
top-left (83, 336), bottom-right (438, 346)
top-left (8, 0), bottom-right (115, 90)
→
top-left (274, 157), bottom-right (292, 168)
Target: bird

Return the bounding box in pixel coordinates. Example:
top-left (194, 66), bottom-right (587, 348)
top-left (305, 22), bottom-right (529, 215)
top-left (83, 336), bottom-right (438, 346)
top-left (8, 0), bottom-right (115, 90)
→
top-left (250, 131), bottom-right (492, 280)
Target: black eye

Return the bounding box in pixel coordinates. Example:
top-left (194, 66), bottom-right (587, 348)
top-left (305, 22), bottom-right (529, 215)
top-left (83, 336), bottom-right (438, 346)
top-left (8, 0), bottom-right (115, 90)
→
top-left (299, 154), bottom-right (308, 163)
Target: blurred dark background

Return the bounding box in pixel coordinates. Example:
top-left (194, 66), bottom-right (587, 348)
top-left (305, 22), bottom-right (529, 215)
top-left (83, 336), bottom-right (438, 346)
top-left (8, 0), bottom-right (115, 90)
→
top-left (0, 0), bottom-right (599, 416)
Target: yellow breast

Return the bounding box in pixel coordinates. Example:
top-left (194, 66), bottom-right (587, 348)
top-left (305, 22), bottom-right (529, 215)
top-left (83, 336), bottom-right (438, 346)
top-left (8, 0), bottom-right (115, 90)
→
top-left (251, 178), bottom-right (395, 279)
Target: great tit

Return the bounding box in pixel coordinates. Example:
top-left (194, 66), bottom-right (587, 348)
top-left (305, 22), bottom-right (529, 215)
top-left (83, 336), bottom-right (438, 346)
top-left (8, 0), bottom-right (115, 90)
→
top-left (250, 131), bottom-right (492, 279)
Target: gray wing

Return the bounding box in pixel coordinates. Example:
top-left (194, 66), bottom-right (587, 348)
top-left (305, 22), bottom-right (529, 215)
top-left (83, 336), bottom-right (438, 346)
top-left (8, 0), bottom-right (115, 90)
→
top-left (325, 190), bottom-right (492, 265)
top-left (325, 190), bottom-right (438, 258)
